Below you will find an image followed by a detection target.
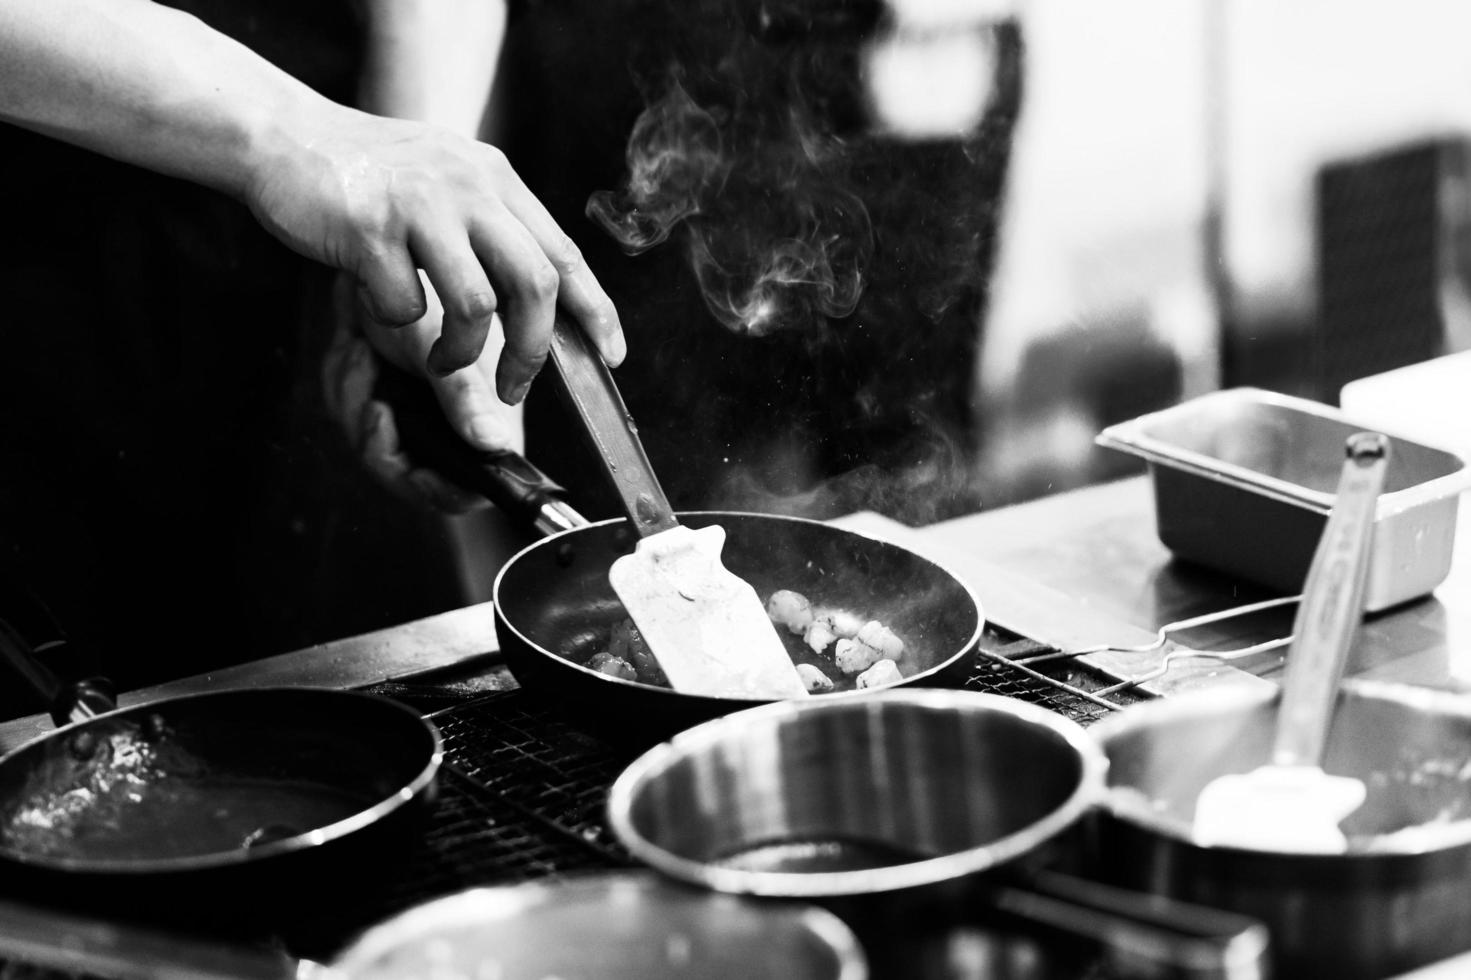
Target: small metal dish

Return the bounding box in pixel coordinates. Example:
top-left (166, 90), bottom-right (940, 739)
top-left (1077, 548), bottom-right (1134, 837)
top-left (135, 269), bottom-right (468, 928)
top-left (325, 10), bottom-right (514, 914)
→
top-left (1097, 387), bottom-right (1470, 611)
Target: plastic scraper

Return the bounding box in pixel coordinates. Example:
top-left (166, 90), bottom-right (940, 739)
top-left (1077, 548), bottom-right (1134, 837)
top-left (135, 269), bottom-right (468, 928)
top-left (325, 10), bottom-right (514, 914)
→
top-left (546, 317), bottom-right (808, 700)
top-left (1192, 431), bottom-right (1389, 853)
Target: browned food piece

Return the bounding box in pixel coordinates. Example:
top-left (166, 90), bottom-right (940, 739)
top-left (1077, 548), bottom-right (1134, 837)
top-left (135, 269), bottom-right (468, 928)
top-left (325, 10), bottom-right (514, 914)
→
top-left (815, 607), bottom-right (865, 639)
top-left (803, 619), bottom-right (839, 654)
top-left (795, 663), bottom-right (835, 692)
top-left (559, 629), bottom-right (604, 663)
top-left (766, 590), bottom-right (815, 635)
top-left (856, 658), bottom-right (903, 689)
top-left (586, 651), bottom-right (638, 681)
top-left (609, 618), bottom-right (666, 685)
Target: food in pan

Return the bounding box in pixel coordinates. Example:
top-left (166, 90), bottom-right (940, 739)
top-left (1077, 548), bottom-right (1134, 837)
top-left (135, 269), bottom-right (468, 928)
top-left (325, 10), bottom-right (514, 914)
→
top-left (795, 663), bottom-right (835, 692)
top-left (856, 658), bottom-right (903, 689)
top-left (562, 589), bottom-right (909, 694)
top-left (0, 719), bottom-right (373, 861)
top-left (766, 590), bottom-right (814, 634)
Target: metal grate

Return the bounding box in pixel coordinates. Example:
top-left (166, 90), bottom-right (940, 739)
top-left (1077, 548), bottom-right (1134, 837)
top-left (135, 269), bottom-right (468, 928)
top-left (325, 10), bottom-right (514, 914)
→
top-left (972, 637), bottom-right (1152, 726)
top-left (274, 640), bottom-right (1148, 960)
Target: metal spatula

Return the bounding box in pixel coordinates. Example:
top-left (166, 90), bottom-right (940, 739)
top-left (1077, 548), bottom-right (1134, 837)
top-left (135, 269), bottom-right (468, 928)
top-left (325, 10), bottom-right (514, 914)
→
top-left (547, 318), bottom-right (808, 699)
top-left (1192, 431), bottom-right (1389, 853)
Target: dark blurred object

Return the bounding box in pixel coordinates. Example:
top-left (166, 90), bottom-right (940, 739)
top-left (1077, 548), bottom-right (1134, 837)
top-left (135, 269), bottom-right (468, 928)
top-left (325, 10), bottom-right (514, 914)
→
top-left (1315, 137), bottom-right (1471, 402)
top-left (0, 582), bottom-right (104, 722)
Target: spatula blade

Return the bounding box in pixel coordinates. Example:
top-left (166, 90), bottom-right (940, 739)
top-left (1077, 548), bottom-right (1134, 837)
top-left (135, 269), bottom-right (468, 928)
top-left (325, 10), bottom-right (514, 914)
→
top-left (610, 525), bottom-right (809, 699)
top-left (1193, 765), bottom-right (1366, 853)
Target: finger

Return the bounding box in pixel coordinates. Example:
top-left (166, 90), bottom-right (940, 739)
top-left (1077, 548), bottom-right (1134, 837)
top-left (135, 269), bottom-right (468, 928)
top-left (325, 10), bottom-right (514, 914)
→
top-left (359, 279), bottom-right (441, 376)
top-left (335, 338), bottom-right (379, 449)
top-left (365, 400), bottom-right (482, 513)
top-left (408, 220), bottom-right (498, 378)
top-left (430, 363), bottom-right (521, 453)
top-left (360, 400), bottom-right (414, 486)
top-left (494, 173), bottom-right (625, 366)
top-left (464, 202), bottom-right (558, 404)
top-left (355, 245), bottom-right (429, 327)
top-left (322, 301), bottom-right (359, 431)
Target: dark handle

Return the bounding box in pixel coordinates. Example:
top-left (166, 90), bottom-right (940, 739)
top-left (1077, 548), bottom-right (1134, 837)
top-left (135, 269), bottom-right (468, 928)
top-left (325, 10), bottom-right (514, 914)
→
top-left (0, 898), bottom-right (302, 980)
top-left (0, 611), bottom-right (115, 728)
top-left (372, 362), bottom-right (585, 536)
top-left (990, 869), bottom-right (1270, 979)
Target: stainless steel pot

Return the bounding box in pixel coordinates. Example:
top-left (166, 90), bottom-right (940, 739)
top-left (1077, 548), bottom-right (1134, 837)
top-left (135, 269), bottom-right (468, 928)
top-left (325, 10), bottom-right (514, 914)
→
top-left (1093, 679), bottom-right (1471, 978)
top-left (606, 688), bottom-right (1270, 979)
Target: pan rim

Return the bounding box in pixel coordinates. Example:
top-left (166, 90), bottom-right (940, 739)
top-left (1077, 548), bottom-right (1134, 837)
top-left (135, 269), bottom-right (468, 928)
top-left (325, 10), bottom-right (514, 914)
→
top-left (491, 509), bottom-right (987, 703)
top-left (0, 686), bottom-right (442, 875)
top-left (1092, 680), bottom-right (1471, 858)
top-left (605, 688), bottom-right (1106, 897)
top-left (328, 869), bottom-right (870, 979)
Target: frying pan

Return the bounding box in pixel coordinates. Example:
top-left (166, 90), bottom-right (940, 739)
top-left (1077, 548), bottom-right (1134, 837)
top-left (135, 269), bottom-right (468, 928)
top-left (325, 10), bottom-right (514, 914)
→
top-left (379, 364), bottom-right (984, 742)
top-left (0, 612), bottom-right (441, 931)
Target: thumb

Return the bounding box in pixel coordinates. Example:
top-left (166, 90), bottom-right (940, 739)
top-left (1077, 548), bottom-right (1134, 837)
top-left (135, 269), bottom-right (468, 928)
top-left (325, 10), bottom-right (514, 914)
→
top-left (430, 365), bottom-right (525, 455)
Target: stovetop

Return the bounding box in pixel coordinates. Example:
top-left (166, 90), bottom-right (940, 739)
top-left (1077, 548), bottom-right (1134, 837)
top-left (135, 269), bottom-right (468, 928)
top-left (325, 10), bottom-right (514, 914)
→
top-left (0, 632), bottom-right (1154, 979)
top-left (278, 632), bottom-right (1150, 964)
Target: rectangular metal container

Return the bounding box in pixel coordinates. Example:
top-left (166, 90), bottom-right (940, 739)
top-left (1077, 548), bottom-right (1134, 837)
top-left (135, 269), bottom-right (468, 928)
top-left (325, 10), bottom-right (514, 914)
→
top-left (1096, 387), bottom-right (1470, 612)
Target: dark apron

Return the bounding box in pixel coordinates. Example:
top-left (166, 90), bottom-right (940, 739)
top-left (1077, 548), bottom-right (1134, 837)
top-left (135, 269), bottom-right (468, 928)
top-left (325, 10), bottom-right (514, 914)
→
top-left (0, 1), bottom-right (463, 707)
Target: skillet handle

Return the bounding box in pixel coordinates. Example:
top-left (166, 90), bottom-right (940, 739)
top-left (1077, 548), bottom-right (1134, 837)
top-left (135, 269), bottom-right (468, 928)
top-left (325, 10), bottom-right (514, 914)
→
top-left (372, 362), bottom-right (587, 537)
top-left (987, 870), bottom-right (1270, 979)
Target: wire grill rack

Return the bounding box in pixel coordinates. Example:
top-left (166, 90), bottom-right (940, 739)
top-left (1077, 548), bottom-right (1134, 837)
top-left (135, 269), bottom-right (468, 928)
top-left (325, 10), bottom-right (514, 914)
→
top-left (282, 634), bottom-right (1145, 958)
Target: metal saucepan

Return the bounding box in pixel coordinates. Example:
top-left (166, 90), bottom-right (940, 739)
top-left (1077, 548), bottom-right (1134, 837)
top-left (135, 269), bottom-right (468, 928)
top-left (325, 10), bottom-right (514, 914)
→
top-left (379, 366), bottom-right (984, 742)
top-left (606, 688), bottom-right (1271, 980)
top-left (0, 617), bottom-right (441, 931)
top-left (1094, 679), bottom-right (1471, 979)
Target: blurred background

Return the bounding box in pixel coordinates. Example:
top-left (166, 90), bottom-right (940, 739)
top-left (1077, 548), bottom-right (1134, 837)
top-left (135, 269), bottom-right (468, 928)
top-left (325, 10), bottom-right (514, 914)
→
top-left (975, 0), bottom-right (1471, 505)
top-left (430, 0), bottom-right (1471, 609)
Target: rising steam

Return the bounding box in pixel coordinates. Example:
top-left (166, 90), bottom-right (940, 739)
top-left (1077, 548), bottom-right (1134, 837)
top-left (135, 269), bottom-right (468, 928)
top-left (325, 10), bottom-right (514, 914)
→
top-left (586, 65), bottom-right (875, 336)
top-left (585, 82), bottom-right (726, 255)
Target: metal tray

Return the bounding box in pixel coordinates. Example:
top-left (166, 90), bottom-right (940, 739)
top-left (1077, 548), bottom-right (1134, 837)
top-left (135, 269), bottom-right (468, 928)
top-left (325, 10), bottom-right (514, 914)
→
top-left (1096, 387), bottom-right (1470, 612)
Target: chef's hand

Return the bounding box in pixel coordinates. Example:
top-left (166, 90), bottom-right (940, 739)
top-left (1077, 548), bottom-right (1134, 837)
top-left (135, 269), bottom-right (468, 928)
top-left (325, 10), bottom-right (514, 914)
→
top-left (1, 0), bottom-right (624, 400)
top-left (249, 110), bottom-right (625, 397)
top-left (324, 273), bottom-right (514, 514)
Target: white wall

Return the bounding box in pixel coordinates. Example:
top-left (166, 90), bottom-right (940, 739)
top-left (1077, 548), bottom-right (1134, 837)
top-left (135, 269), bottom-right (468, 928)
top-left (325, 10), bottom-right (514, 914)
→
top-left (983, 0), bottom-right (1471, 391)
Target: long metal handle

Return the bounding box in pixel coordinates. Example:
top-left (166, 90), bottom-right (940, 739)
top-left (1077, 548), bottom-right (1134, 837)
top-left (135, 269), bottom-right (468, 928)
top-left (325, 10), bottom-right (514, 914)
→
top-left (546, 316), bottom-right (678, 538)
top-left (1273, 431), bottom-right (1389, 768)
top-left (991, 870), bottom-right (1270, 980)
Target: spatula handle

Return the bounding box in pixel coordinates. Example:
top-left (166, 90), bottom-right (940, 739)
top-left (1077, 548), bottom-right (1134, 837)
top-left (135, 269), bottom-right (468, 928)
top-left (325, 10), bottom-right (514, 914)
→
top-left (1273, 431), bottom-right (1389, 768)
top-left (547, 315), bottom-right (679, 538)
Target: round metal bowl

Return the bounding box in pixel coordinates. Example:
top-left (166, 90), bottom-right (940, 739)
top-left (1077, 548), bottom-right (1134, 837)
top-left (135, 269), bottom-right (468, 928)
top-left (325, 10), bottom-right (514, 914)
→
top-left (606, 689), bottom-right (1104, 899)
top-left (329, 871), bottom-right (867, 980)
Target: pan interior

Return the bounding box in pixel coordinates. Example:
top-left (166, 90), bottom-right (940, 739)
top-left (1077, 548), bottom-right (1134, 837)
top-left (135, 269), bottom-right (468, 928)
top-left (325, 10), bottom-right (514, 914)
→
top-left (616, 695), bottom-right (1093, 893)
top-left (0, 690), bottom-right (432, 868)
top-left (1101, 686), bottom-right (1471, 852)
top-left (497, 513), bottom-right (980, 694)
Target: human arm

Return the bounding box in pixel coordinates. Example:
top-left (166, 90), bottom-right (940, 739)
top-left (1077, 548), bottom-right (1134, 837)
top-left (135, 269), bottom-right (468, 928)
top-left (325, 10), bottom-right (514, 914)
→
top-left (0, 0), bottom-right (622, 396)
top-left (325, 0), bottom-right (530, 510)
